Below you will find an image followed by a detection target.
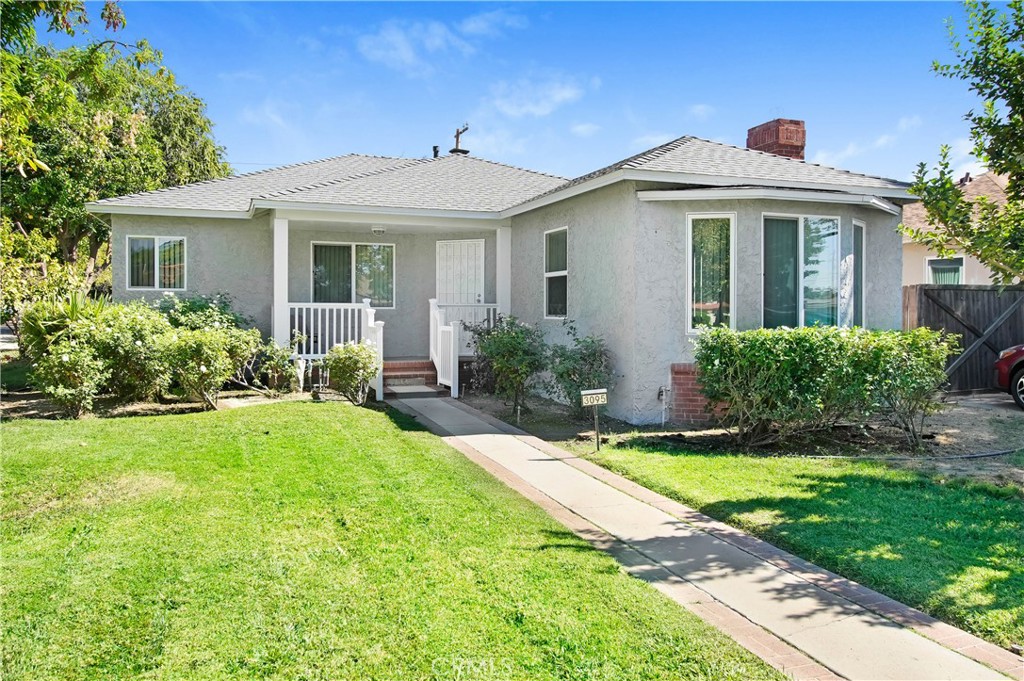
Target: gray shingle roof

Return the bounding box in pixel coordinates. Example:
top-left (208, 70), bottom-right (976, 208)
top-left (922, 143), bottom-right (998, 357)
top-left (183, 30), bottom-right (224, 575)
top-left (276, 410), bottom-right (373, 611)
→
top-left (558, 136), bottom-right (909, 194)
top-left (90, 135), bottom-right (909, 216)
top-left (264, 154), bottom-right (567, 212)
top-left (91, 154), bottom-right (422, 212)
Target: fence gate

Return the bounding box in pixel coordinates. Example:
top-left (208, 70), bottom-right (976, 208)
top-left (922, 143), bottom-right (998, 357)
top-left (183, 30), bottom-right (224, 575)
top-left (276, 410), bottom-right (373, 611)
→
top-left (903, 285), bottom-right (1024, 392)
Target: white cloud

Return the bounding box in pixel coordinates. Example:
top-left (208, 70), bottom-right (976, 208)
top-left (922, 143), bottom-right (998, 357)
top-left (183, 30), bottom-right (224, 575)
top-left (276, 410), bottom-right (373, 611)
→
top-left (898, 115), bottom-right (922, 132)
top-left (241, 100), bottom-right (291, 130)
top-left (570, 122), bottom-right (601, 138)
top-left (873, 134), bottom-right (896, 149)
top-left (357, 20), bottom-right (472, 76)
top-left (688, 104), bottom-right (715, 121)
top-left (458, 9), bottom-right (527, 37)
top-left (465, 126), bottom-right (529, 157)
top-left (632, 132), bottom-right (676, 149)
top-left (949, 137), bottom-right (988, 178)
top-left (812, 142), bottom-right (864, 167)
top-left (297, 35), bottom-right (324, 53)
top-left (488, 76), bottom-right (584, 118)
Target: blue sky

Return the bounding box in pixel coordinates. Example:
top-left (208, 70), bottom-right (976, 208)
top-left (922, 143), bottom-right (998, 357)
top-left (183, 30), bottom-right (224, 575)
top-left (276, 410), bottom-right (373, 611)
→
top-left (58, 2), bottom-right (986, 182)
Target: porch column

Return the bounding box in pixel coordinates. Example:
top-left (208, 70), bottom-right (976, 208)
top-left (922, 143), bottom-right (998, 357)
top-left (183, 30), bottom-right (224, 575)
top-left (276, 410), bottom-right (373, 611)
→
top-left (272, 217), bottom-right (289, 346)
top-left (496, 226), bottom-right (511, 314)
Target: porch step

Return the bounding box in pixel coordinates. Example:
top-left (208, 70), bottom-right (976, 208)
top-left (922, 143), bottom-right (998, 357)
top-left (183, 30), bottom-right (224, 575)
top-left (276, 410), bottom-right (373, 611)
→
top-left (383, 384), bottom-right (450, 398)
top-left (385, 371), bottom-right (438, 386)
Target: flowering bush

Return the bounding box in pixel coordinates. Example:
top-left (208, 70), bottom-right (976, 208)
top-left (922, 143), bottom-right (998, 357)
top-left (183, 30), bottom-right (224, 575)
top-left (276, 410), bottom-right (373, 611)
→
top-left (74, 302), bottom-right (174, 402)
top-left (31, 340), bottom-right (110, 418)
top-left (323, 342), bottom-right (379, 405)
top-left (156, 292), bottom-right (249, 330)
top-left (471, 315), bottom-right (547, 413)
top-left (163, 329), bottom-right (234, 409)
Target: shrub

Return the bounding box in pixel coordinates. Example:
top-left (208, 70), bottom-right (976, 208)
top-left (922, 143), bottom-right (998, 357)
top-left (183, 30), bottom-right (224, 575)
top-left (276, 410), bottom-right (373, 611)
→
top-left (76, 302), bottom-right (173, 402)
top-left (323, 342), bottom-right (379, 405)
top-left (31, 340), bottom-right (110, 418)
top-left (19, 293), bottom-right (107, 364)
top-left (695, 326), bottom-right (957, 447)
top-left (157, 292), bottom-right (249, 330)
top-left (164, 329), bottom-right (234, 410)
top-left (547, 320), bottom-right (615, 418)
top-left (472, 315), bottom-right (547, 413)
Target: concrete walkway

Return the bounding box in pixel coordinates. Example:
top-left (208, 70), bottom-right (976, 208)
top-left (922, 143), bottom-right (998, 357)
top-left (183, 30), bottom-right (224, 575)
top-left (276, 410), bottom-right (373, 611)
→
top-left (390, 396), bottom-right (1023, 681)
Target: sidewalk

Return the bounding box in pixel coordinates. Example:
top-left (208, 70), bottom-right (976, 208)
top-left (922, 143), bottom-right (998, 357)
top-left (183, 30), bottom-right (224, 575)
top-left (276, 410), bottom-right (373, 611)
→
top-left (389, 396), bottom-right (1023, 681)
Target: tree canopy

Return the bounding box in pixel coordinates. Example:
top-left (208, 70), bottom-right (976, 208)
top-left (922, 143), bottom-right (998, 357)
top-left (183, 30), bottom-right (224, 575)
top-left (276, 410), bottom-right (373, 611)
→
top-left (904, 0), bottom-right (1024, 285)
top-left (0, 0), bottom-right (230, 292)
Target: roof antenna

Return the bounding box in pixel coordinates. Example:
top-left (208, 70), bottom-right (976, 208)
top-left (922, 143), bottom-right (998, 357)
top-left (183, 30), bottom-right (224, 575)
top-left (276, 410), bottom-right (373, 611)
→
top-left (450, 123), bottom-right (470, 155)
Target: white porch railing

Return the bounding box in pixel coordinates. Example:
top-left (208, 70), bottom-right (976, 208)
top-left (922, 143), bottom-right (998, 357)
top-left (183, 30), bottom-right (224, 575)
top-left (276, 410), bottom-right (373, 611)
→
top-left (429, 299), bottom-right (499, 398)
top-left (289, 299), bottom-right (384, 400)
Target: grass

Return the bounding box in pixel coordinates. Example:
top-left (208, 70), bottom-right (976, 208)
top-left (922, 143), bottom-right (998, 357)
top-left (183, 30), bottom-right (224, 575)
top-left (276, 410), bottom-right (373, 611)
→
top-left (567, 436), bottom-right (1024, 650)
top-left (1, 403), bottom-right (782, 681)
top-left (1, 351), bottom-right (31, 392)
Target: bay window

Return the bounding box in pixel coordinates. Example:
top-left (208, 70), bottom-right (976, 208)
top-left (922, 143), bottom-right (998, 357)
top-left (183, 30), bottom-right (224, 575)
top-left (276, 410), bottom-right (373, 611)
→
top-left (762, 215), bottom-right (841, 327)
top-left (687, 213), bottom-right (734, 331)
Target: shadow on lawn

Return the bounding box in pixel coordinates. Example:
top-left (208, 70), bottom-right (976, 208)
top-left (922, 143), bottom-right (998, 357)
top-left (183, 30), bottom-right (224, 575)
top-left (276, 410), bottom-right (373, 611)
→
top-left (607, 444), bottom-right (1024, 645)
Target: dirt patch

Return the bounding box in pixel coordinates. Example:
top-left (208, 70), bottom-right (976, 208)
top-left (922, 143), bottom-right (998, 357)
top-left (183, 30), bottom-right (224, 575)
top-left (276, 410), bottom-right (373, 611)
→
top-left (8, 473), bottom-right (184, 521)
top-left (461, 389), bottom-right (1024, 490)
top-left (0, 389), bottom-right (308, 421)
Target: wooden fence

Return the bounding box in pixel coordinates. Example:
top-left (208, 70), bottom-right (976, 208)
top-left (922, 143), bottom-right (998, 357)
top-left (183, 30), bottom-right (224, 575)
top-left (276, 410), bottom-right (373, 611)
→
top-left (903, 285), bottom-right (1024, 392)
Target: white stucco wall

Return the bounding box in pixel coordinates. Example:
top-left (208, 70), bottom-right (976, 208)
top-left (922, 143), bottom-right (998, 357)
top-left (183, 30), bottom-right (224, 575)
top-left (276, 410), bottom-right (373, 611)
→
top-left (111, 214), bottom-right (274, 333)
top-left (510, 188), bottom-right (904, 424)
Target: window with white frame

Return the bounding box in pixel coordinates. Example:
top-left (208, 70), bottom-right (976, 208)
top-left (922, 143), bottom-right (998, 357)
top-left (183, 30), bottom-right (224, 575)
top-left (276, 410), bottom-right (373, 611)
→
top-left (687, 213), bottom-right (734, 331)
top-left (544, 227), bottom-right (567, 318)
top-left (128, 236), bottom-right (186, 290)
top-left (927, 256), bottom-right (964, 285)
top-left (312, 243), bottom-right (395, 307)
top-left (763, 215), bottom-right (840, 327)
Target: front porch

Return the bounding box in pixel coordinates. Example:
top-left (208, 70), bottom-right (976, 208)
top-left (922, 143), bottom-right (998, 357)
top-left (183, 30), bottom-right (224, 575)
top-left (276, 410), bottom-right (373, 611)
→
top-left (269, 212), bottom-right (510, 398)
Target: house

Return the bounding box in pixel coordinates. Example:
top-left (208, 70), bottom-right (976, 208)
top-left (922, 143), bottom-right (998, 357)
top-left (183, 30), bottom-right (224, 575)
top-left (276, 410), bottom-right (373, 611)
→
top-left (87, 119), bottom-right (913, 424)
top-left (901, 171), bottom-right (1007, 286)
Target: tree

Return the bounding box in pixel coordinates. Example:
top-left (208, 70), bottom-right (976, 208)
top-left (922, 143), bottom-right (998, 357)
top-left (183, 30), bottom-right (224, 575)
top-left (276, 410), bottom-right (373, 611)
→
top-left (904, 0), bottom-right (1024, 286)
top-left (1, 3), bottom-right (230, 293)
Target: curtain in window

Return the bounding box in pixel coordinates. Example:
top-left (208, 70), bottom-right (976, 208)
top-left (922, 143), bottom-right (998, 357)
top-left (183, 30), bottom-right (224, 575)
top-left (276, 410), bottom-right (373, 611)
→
top-left (802, 217), bottom-right (839, 326)
top-left (763, 218), bottom-right (799, 328)
top-left (355, 244), bottom-right (394, 307)
top-left (313, 244), bottom-right (352, 303)
top-left (853, 224), bottom-right (864, 326)
top-left (690, 217), bottom-right (731, 328)
top-left (159, 238), bottom-right (185, 289)
top-left (129, 237), bottom-right (155, 288)
top-left (929, 258), bottom-right (963, 285)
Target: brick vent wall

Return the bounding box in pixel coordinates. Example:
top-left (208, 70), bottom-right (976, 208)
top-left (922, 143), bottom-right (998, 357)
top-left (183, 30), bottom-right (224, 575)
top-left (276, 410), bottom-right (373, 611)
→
top-left (670, 363), bottom-right (718, 423)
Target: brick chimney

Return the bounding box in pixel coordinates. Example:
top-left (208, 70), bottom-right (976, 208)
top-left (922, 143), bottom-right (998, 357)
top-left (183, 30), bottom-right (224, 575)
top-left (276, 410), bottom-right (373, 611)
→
top-left (746, 119), bottom-right (805, 160)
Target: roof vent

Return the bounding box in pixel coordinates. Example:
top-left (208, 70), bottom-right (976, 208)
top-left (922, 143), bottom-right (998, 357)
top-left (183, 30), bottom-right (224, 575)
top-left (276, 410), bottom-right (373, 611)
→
top-left (449, 123), bottom-right (470, 155)
top-left (747, 119), bottom-right (805, 160)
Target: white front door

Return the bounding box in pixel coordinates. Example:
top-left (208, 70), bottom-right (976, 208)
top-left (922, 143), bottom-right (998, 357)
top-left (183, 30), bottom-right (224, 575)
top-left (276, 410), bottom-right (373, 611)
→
top-left (436, 239), bottom-right (485, 305)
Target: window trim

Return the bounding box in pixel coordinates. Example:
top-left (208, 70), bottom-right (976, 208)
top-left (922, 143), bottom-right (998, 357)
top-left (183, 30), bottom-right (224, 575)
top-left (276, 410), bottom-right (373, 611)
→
top-left (685, 212), bottom-right (737, 335)
top-left (543, 226), bottom-right (568, 319)
top-left (759, 212), bottom-right (842, 328)
top-left (125, 235), bottom-right (187, 292)
top-left (852, 219), bottom-right (866, 327)
top-left (925, 253), bottom-right (965, 285)
top-left (310, 240), bottom-right (397, 309)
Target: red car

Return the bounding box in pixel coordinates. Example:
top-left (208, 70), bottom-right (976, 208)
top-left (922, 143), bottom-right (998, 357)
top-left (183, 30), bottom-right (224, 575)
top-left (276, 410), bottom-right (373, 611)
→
top-left (995, 344), bottom-right (1024, 410)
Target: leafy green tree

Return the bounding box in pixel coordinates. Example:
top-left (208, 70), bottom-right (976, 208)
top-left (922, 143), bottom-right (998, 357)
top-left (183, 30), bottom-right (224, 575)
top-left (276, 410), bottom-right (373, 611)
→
top-left (904, 0), bottom-right (1024, 285)
top-left (2, 6), bottom-right (230, 292)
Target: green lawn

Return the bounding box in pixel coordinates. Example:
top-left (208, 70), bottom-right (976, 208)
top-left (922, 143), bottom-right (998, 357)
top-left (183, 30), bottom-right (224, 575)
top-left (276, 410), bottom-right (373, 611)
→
top-left (1, 403), bottom-right (781, 681)
top-left (1, 352), bottom-right (31, 392)
top-left (571, 437), bottom-right (1024, 650)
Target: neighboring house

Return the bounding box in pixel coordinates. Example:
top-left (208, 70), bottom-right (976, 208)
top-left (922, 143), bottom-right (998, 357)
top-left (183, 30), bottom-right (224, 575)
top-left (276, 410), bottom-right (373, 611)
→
top-left (87, 119), bottom-right (913, 424)
top-left (902, 171), bottom-right (1008, 286)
